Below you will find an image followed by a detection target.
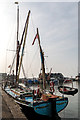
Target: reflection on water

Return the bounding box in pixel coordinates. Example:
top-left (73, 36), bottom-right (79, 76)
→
top-left (29, 81), bottom-right (78, 119)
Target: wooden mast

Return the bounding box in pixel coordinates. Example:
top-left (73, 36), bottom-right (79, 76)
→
top-left (37, 28), bottom-right (46, 91)
top-left (15, 2), bottom-right (30, 82)
top-left (17, 10), bottom-right (30, 81)
top-left (15, 2), bottom-right (19, 83)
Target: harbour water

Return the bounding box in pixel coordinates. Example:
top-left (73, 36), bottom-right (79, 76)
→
top-left (29, 81), bottom-right (78, 119)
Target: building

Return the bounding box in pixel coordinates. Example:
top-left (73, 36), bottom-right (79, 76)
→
top-left (39, 72), bottom-right (64, 83)
top-left (0, 73), bottom-right (7, 81)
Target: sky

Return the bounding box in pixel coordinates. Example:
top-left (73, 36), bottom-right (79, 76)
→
top-left (0, 2), bottom-right (78, 78)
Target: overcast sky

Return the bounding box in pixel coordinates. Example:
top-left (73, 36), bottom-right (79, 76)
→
top-left (0, 2), bottom-right (78, 78)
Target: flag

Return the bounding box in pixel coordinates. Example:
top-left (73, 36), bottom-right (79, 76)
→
top-left (32, 34), bottom-right (38, 45)
top-left (8, 65), bottom-right (11, 68)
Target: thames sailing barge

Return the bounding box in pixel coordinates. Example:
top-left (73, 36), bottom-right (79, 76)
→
top-left (3, 3), bottom-right (68, 119)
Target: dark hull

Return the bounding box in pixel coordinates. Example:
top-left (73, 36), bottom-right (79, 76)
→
top-left (15, 96), bottom-right (68, 119)
top-left (58, 86), bottom-right (78, 96)
top-left (4, 86), bottom-right (67, 119)
top-left (15, 98), bottom-right (61, 120)
top-left (20, 105), bottom-right (61, 120)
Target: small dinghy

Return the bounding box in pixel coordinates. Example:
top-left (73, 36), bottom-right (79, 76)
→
top-left (58, 85), bottom-right (78, 96)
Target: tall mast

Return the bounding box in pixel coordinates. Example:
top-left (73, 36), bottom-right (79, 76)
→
top-left (17, 5), bottom-right (19, 42)
top-left (17, 10), bottom-right (31, 82)
top-left (15, 2), bottom-right (19, 82)
top-left (37, 28), bottom-right (46, 91)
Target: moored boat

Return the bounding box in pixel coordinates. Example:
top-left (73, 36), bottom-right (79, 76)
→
top-left (64, 79), bottom-right (72, 83)
top-left (58, 85), bottom-right (78, 96)
top-left (3, 3), bottom-right (68, 119)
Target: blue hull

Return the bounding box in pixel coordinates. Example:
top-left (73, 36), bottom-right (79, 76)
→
top-left (33, 97), bottom-right (68, 117)
top-left (34, 102), bottom-right (52, 117)
top-left (4, 86), bottom-right (68, 118)
top-left (56, 97), bottom-right (68, 113)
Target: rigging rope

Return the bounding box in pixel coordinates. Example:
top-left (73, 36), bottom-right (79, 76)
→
top-left (24, 12), bottom-right (40, 77)
top-left (44, 58), bottom-right (49, 73)
top-left (22, 63), bottom-right (27, 78)
top-left (9, 53), bottom-right (16, 74)
top-left (26, 46), bottom-right (39, 76)
top-left (31, 12), bottom-right (36, 35)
